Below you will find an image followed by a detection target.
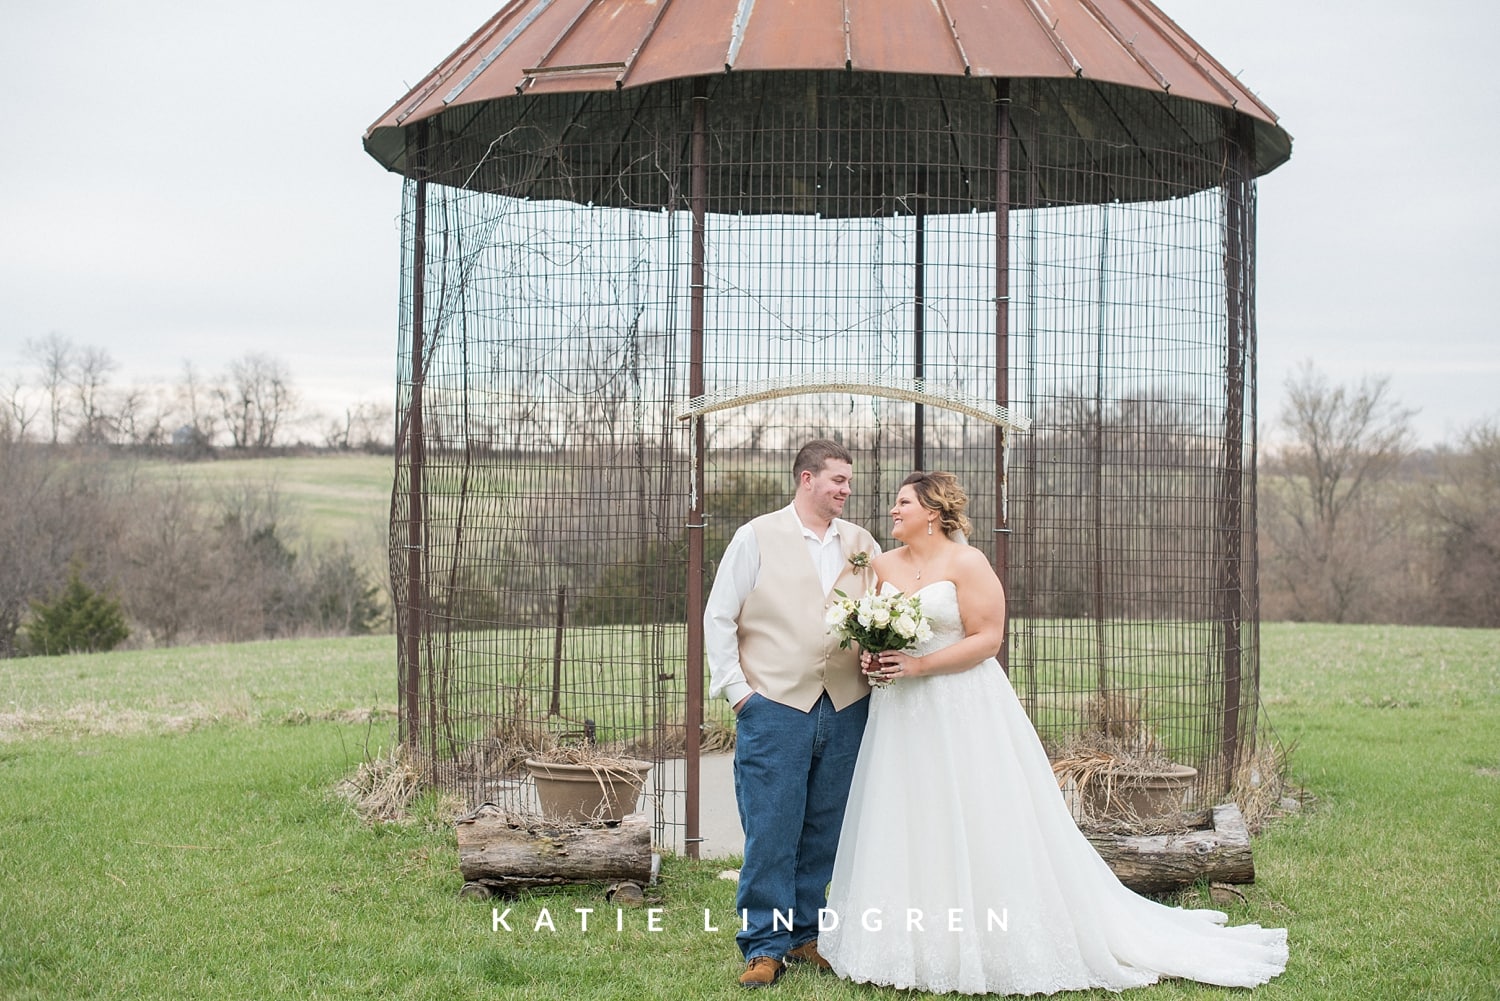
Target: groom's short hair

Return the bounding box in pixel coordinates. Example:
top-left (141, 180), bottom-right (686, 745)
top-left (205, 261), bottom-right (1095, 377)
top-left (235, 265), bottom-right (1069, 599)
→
top-left (793, 439), bottom-right (853, 482)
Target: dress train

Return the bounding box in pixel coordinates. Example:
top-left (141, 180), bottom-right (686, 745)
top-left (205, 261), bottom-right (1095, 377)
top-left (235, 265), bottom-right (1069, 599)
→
top-left (820, 581), bottom-right (1287, 995)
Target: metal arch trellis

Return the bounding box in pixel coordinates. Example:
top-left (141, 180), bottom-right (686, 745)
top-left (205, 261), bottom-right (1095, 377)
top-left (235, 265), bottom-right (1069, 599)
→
top-left (677, 372), bottom-right (1033, 433)
top-left (381, 66), bottom-right (1272, 857)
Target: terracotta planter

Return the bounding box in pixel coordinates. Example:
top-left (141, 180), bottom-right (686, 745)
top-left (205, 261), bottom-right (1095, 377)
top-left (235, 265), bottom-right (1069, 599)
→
top-left (1085, 763), bottom-right (1198, 821)
top-left (524, 758), bottom-right (653, 824)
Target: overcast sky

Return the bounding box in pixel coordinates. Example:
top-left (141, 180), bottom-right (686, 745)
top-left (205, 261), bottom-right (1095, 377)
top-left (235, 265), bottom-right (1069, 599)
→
top-left (1, 1), bottom-right (1494, 445)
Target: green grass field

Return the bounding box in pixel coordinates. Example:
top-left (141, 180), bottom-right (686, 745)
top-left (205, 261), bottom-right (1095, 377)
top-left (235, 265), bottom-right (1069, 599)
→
top-left (2, 622), bottom-right (1497, 1000)
top-left (134, 453), bottom-right (395, 549)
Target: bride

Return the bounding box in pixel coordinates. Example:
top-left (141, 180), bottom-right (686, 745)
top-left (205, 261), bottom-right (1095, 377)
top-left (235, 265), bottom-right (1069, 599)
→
top-left (818, 471), bottom-right (1288, 995)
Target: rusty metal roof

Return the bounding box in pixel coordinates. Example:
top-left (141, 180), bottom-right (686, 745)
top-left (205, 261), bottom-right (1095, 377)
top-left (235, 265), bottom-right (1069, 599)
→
top-left (370, 0), bottom-right (1280, 131)
top-left (364, 0), bottom-right (1290, 199)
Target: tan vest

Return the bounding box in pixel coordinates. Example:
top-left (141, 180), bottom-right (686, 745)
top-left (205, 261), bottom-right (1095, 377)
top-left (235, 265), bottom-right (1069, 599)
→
top-left (737, 509), bottom-right (877, 712)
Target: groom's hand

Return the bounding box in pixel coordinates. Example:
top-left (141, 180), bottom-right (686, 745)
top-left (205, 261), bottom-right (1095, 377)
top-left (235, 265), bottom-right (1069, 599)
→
top-left (733, 694), bottom-right (752, 714)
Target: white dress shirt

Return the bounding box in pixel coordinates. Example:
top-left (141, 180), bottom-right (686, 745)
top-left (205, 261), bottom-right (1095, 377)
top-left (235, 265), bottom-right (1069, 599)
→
top-left (705, 504), bottom-right (879, 708)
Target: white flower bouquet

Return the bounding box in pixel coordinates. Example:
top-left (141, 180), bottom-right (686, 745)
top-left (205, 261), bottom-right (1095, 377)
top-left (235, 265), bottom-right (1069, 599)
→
top-left (825, 588), bottom-right (933, 686)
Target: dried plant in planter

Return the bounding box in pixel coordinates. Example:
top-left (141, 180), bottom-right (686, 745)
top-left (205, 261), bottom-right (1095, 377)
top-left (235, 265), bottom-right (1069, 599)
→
top-left (527, 740), bottom-right (643, 768)
top-left (525, 741), bottom-right (655, 825)
top-left (1049, 693), bottom-right (1198, 831)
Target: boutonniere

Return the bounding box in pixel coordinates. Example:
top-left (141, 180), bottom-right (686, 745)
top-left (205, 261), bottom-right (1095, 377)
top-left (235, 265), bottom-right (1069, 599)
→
top-left (847, 551), bottom-right (872, 572)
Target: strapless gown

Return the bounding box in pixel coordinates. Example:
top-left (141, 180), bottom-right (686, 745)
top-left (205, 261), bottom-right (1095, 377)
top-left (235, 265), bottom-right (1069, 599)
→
top-left (820, 580), bottom-right (1287, 995)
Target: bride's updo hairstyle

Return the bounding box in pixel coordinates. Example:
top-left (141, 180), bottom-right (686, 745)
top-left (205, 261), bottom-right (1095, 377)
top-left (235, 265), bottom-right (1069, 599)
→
top-left (901, 471), bottom-right (973, 540)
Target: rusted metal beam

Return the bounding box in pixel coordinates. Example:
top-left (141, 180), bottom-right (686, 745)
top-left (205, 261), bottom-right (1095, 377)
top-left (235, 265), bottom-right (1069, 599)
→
top-left (1115, 0), bottom-right (1244, 110)
top-left (1076, 0), bottom-right (1169, 90)
top-left (401, 127), bottom-right (429, 752)
top-left (913, 185), bottom-right (926, 472)
top-left (933, 0), bottom-right (972, 73)
top-left (994, 80), bottom-right (1013, 672)
top-left (1217, 111), bottom-right (1255, 788)
top-left (684, 77), bottom-right (710, 861)
top-left (1020, 0), bottom-right (1083, 75)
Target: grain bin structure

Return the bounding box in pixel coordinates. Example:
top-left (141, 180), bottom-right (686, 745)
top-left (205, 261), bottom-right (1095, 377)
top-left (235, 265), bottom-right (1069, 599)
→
top-left (364, 0), bottom-right (1291, 853)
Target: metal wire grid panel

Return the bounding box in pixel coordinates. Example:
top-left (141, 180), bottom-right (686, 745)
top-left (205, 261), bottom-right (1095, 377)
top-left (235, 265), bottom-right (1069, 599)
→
top-left (389, 72), bottom-right (1261, 851)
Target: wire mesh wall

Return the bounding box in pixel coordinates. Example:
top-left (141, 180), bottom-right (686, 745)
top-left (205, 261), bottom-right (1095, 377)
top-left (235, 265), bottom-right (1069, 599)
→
top-left (389, 72), bottom-right (1261, 851)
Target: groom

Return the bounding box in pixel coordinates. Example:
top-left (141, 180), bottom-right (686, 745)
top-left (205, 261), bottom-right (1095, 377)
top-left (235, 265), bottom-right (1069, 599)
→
top-left (705, 438), bottom-right (879, 988)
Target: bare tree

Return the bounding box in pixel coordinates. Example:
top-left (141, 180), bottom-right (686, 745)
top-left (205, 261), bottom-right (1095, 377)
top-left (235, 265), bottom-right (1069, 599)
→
top-left (175, 361), bottom-right (219, 449)
top-left (1, 374), bottom-right (39, 444)
top-left (114, 384), bottom-right (174, 447)
top-left (71, 345), bottom-right (118, 444)
top-left (118, 473), bottom-right (220, 644)
top-left (1426, 418), bottom-right (1500, 627)
top-left (114, 472), bottom-right (383, 645)
top-left (214, 353), bottom-right (298, 450)
top-left (0, 442), bottom-right (126, 655)
top-left (1261, 362), bottom-right (1416, 622)
top-left (0, 443), bottom-right (48, 652)
top-left (26, 332), bottom-right (73, 445)
top-left (323, 401), bottom-right (391, 451)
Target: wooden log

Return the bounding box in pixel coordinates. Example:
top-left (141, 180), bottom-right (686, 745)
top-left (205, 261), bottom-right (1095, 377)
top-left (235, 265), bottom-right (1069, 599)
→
top-left (1084, 803), bottom-right (1256, 895)
top-left (456, 807), bottom-right (652, 892)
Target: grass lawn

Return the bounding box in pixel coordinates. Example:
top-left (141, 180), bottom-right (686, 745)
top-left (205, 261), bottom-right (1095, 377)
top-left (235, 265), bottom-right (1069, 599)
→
top-left (132, 452), bottom-right (394, 550)
top-left (1, 623), bottom-right (1497, 999)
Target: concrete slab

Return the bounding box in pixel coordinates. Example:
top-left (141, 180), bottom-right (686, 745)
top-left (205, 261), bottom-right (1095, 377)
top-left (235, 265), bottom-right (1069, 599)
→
top-left (651, 752), bottom-right (744, 859)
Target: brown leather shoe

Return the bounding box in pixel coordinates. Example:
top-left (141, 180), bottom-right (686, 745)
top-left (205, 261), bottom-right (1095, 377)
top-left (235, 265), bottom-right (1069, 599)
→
top-left (786, 939), bottom-right (832, 970)
top-left (738, 956), bottom-right (785, 988)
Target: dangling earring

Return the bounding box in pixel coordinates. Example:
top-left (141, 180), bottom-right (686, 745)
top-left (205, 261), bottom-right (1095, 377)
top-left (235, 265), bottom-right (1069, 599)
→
top-left (927, 520), bottom-right (934, 536)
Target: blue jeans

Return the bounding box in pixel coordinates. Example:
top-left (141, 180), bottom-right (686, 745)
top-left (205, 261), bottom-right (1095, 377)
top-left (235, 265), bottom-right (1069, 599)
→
top-left (733, 690), bottom-right (869, 961)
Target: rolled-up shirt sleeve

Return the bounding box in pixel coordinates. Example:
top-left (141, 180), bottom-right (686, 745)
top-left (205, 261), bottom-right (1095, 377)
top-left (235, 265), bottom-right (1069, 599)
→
top-left (705, 522), bottom-right (759, 707)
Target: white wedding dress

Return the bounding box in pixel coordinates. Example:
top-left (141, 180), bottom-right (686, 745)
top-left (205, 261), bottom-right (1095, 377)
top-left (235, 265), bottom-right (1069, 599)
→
top-left (820, 580), bottom-right (1287, 995)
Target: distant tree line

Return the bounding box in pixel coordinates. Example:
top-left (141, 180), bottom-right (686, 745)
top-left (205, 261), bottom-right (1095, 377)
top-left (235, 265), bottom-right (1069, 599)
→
top-left (6, 329), bottom-right (1495, 655)
top-left (0, 444), bottom-right (384, 657)
top-left (415, 359), bottom-right (1500, 632)
top-left (979, 363), bottom-right (1500, 629)
top-left (1258, 363), bottom-right (1500, 627)
top-left (2, 333), bottom-right (392, 453)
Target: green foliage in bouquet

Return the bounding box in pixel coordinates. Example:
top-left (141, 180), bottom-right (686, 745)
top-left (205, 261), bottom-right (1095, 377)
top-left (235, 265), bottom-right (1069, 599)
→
top-left (825, 588), bottom-right (932, 655)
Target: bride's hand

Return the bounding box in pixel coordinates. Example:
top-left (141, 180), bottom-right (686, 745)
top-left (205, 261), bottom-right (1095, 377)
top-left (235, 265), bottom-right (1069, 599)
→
top-left (876, 650), bottom-right (921, 680)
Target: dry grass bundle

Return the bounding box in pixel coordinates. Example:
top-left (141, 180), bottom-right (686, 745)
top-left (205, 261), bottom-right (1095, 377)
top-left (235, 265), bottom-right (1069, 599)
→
top-left (337, 744), bottom-right (427, 824)
top-left (338, 744), bottom-right (466, 826)
top-left (1231, 736), bottom-right (1300, 834)
top-left (622, 718), bottom-right (738, 757)
top-left (454, 800), bottom-right (553, 830)
top-left (466, 726), bottom-right (558, 775)
top-left (1082, 691), bottom-right (1160, 754)
top-left (462, 689), bottom-right (559, 776)
top-left (1049, 691), bottom-right (1176, 789)
top-left (621, 726), bottom-right (685, 760)
top-left (1048, 737), bottom-right (1180, 778)
top-left (699, 719), bottom-right (736, 753)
